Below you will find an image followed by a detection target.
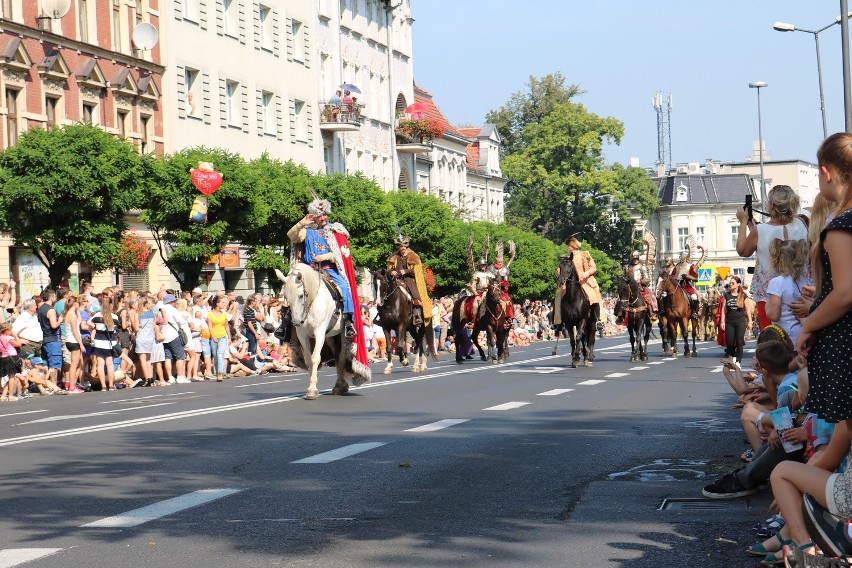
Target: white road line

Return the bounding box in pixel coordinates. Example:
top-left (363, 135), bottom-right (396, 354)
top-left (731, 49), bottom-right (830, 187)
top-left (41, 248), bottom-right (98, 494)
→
top-left (233, 377), bottom-right (303, 388)
top-left (629, 366), bottom-right (649, 370)
top-left (605, 372), bottom-right (629, 378)
top-left (0, 548), bottom-right (63, 567)
top-left (0, 410), bottom-right (49, 418)
top-left (99, 393), bottom-right (164, 404)
top-left (538, 389), bottom-right (574, 396)
top-left (647, 362), bottom-right (665, 365)
top-left (81, 488), bottom-right (243, 528)
top-left (405, 419), bottom-right (470, 432)
top-left (577, 380), bottom-right (606, 386)
top-left (711, 366), bottom-right (724, 373)
top-left (292, 442), bottom-right (387, 464)
top-left (18, 402), bottom-right (176, 425)
top-left (484, 402), bottom-right (530, 411)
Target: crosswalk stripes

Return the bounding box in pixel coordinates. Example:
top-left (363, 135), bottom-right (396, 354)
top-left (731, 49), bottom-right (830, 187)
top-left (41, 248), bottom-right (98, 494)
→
top-left (0, 548), bottom-right (62, 567)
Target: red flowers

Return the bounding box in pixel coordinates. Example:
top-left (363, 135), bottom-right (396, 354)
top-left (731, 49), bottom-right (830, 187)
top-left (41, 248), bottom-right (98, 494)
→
top-left (114, 230), bottom-right (151, 273)
top-left (396, 118), bottom-right (445, 143)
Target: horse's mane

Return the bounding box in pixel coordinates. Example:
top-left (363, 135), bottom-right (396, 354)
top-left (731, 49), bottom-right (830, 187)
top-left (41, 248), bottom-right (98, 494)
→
top-left (558, 254), bottom-right (577, 286)
top-left (293, 262), bottom-right (319, 303)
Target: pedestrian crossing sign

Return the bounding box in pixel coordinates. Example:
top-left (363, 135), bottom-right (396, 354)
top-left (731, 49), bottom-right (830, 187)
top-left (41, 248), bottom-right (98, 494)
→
top-left (697, 265), bottom-right (716, 286)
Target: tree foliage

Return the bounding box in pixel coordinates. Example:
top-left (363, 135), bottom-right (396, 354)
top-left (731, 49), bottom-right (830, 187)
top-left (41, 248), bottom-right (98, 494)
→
top-left (0, 124), bottom-right (148, 287)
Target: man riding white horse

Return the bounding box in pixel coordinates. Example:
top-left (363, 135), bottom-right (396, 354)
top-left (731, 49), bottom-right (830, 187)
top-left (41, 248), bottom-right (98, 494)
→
top-left (629, 250), bottom-right (658, 321)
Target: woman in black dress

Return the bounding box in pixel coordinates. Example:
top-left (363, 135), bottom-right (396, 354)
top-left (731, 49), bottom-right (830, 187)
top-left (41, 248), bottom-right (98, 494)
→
top-left (720, 276), bottom-right (751, 366)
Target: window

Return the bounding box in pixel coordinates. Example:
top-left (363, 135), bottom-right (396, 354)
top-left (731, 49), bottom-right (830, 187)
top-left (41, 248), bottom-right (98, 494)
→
top-left (45, 96), bottom-right (59, 128)
top-left (695, 226), bottom-right (705, 246)
top-left (259, 5), bottom-right (272, 50)
top-left (78, 0), bottom-right (89, 42)
top-left (663, 227), bottom-right (671, 252)
top-left (294, 99), bottom-right (307, 140)
top-left (5, 89), bottom-right (17, 146)
top-left (733, 268), bottom-right (745, 279)
top-left (184, 0), bottom-right (199, 21)
top-left (323, 145), bottom-right (332, 175)
top-left (82, 102), bottom-right (96, 124)
top-left (116, 110), bottom-right (128, 139)
top-left (140, 115), bottom-right (151, 153)
top-left (184, 67), bottom-right (200, 117)
top-left (675, 184), bottom-right (688, 202)
top-left (225, 80), bottom-right (240, 126)
top-left (223, 0), bottom-right (237, 37)
top-left (135, 0), bottom-right (143, 21)
top-left (731, 225), bottom-right (739, 249)
top-left (261, 91), bottom-right (274, 134)
top-left (112, 0), bottom-right (122, 51)
top-left (1, 0), bottom-right (11, 18)
top-left (677, 227), bottom-right (689, 251)
top-left (291, 19), bottom-right (304, 61)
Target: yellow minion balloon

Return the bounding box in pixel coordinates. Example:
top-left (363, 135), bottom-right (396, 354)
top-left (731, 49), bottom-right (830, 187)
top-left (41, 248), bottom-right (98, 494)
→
top-left (189, 195), bottom-right (208, 224)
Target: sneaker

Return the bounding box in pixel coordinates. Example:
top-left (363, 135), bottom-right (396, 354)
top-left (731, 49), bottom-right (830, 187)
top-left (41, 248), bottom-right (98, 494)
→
top-left (175, 376), bottom-right (192, 384)
top-left (68, 385), bottom-right (85, 394)
top-left (702, 472), bottom-right (760, 499)
top-left (784, 545), bottom-right (852, 567)
top-left (130, 379), bottom-right (142, 388)
top-left (803, 493), bottom-right (852, 558)
top-left (167, 377), bottom-right (176, 384)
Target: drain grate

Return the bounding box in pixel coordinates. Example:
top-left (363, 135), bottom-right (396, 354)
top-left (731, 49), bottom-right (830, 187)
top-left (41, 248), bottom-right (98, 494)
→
top-left (658, 497), bottom-right (749, 511)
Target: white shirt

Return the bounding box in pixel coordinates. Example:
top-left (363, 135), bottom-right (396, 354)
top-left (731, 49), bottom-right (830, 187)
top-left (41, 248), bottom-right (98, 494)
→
top-left (157, 303), bottom-right (180, 343)
top-left (766, 274), bottom-right (811, 346)
top-left (12, 310), bottom-right (42, 342)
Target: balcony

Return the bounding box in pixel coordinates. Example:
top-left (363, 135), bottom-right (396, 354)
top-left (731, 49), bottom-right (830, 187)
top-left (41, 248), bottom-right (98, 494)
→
top-left (319, 101), bottom-right (365, 132)
top-left (395, 117), bottom-right (442, 153)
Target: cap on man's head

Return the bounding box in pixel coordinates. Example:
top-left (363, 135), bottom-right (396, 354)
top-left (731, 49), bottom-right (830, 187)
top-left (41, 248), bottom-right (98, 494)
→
top-left (31, 357), bottom-right (45, 365)
top-left (163, 293), bottom-right (177, 304)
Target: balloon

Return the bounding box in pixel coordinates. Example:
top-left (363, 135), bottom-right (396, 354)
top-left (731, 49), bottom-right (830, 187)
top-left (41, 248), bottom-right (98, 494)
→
top-left (189, 195), bottom-right (208, 224)
top-left (191, 169), bottom-right (222, 196)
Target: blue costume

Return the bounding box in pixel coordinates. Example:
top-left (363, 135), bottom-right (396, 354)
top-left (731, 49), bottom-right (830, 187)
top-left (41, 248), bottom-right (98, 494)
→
top-left (303, 226), bottom-right (354, 315)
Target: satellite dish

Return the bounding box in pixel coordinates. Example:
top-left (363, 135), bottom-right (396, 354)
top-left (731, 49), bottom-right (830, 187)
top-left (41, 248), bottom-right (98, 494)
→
top-left (132, 23), bottom-right (159, 51)
top-left (41, 0), bottom-right (71, 18)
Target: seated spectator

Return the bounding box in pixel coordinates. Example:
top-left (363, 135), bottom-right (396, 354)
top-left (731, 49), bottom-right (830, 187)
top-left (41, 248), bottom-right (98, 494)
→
top-left (739, 339), bottom-right (794, 454)
top-left (18, 357), bottom-right (66, 395)
top-left (227, 336), bottom-right (259, 377)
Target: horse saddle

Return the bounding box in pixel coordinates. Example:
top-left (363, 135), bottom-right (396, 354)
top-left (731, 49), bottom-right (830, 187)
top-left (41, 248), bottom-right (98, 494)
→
top-left (317, 270), bottom-right (343, 308)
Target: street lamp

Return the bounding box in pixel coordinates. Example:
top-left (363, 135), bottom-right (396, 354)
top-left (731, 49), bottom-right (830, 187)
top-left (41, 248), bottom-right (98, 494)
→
top-left (749, 81), bottom-right (768, 207)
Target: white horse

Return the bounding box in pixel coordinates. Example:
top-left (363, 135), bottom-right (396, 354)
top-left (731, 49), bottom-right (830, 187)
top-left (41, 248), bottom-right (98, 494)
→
top-left (280, 264), bottom-right (357, 400)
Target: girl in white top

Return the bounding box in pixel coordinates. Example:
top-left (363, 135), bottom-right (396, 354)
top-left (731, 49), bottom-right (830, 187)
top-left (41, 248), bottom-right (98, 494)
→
top-left (63, 295), bottom-right (87, 392)
top-left (736, 184), bottom-right (808, 330)
top-left (766, 239), bottom-right (812, 348)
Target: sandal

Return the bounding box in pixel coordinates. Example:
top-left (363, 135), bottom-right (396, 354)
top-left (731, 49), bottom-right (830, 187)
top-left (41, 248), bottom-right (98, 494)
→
top-left (763, 543), bottom-right (815, 565)
top-left (750, 535), bottom-right (793, 557)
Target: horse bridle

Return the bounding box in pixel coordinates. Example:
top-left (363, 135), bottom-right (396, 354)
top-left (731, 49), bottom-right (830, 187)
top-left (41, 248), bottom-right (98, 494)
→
top-left (621, 277), bottom-right (647, 313)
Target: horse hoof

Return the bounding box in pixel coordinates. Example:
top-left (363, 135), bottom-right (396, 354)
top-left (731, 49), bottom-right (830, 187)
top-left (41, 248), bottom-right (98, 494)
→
top-left (571, 361), bottom-right (578, 368)
top-left (402, 359), bottom-right (409, 367)
top-left (584, 361), bottom-right (593, 367)
top-left (480, 356), bottom-right (487, 362)
top-left (331, 385), bottom-right (349, 395)
top-left (383, 368), bottom-right (392, 375)
top-left (304, 390), bottom-right (319, 400)
top-left (456, 360), bottom-right (464, 365)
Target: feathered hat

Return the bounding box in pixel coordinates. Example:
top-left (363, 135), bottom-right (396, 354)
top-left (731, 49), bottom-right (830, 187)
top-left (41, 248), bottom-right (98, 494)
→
top-left (393, 222), bottom-right (409, 246)
top-left (306, 189), bottom-right (331, 216)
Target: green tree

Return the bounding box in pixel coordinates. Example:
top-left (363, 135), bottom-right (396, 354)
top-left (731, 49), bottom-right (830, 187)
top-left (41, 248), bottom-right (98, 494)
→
top-left (0, 124), bottom-right (148, 287)
top-left (485, 72), bottom-right (584, 157)
top-left (141, 147), bottom-right (268, 291)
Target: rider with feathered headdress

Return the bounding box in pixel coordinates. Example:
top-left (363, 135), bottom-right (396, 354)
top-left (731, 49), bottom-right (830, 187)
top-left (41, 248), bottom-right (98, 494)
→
top-left (385, 228), bottom-right (432, 327)
top-left (669, 243), bottom-right (703, 319)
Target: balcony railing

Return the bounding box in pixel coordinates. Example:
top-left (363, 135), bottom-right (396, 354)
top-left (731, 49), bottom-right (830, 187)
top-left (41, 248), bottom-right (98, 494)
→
top-left (319, 100), bottom-right (365, 132)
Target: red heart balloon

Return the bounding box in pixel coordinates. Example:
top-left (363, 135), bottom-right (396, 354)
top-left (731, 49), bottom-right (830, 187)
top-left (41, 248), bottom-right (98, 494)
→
top-left (191, 169), bottom-right (223, 196)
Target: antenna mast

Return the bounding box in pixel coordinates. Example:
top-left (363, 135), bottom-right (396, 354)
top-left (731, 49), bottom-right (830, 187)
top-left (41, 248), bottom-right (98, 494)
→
top-left (653, 92), bottom-right (673, 170)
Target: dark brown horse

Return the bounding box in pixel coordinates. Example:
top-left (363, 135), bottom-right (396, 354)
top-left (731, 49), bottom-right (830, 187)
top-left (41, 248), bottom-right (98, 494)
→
top-left (617, 274), bottom-right (650, 362)
top-left (554, 253), bottom-right (596, 367)
top-left (657, 275), bottom-right (698, 357)
top-left (372, 268), bottom-right (436, 374)
top-left (452, 280), bottom-right (509, 364)
top-left (697, 288), bottom-right (720, 341)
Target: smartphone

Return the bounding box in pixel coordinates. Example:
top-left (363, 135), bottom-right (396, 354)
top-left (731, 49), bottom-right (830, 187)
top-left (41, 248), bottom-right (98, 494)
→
top-left (744, 194), bottom-right (753, 223)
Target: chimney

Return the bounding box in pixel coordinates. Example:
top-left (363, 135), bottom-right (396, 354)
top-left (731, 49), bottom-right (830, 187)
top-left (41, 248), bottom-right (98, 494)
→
top-left (656, 161), bottom-right (666, 177)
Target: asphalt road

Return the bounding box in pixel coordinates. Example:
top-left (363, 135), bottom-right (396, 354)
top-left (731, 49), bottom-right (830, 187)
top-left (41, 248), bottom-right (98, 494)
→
top-left (0, 334), bottom-right (774, 568)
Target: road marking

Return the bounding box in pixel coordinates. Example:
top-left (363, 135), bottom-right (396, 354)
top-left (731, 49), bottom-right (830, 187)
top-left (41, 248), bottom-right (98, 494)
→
top-left (484, 402), bottom-right (530, 411)
top-left (605, 372), bottom-right (629, 378)
top-left (647, 362), bottom-right (665, 365)
top-left (711, 366), bottom-right (724, 373)
top-left (99, 393), bottom-right (165, 404)
top-left (0, 548), bottom-right (63, 567)
top-left (629, 366), bottom-right (649, 370)
top-left (405, 419), bottom-right (470, 432)
top-left (293, 442), bottom-right (387, 464)
top-left (234, 377), bottom-right (303, 388)
top-left (498, 366), bottom-right (560, 374)
top-left (538, 389), bottom-right (574, 396)
top-left (577, 380), bottom-right (606, 386)
top-left (0, 410), bottom-right (49, 418)
top-left (82, 488), bottom-right (243, 528)
top-left (18, 402), bottom-right (176, 425)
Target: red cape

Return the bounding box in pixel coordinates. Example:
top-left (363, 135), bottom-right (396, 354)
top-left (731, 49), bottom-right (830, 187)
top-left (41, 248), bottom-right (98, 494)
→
top-left (333, 232), bottom-right (370, 372)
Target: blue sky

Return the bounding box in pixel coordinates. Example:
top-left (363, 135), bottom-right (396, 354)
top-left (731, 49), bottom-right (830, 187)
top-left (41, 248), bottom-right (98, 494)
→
top-left (411, 1), bottom-right (850, 168)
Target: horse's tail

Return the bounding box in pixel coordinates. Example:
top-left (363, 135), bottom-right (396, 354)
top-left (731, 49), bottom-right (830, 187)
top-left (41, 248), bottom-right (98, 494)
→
top-left (426, 323), bottom-right (438, 361)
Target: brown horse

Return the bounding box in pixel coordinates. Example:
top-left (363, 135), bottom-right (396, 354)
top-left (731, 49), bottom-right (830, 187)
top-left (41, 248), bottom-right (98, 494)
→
top-left (657, 275), bottom-right (698, 357)
top-left (696, 288), bottom-right (720, 341)
top-left (452, 281), bottom-right (509, 364)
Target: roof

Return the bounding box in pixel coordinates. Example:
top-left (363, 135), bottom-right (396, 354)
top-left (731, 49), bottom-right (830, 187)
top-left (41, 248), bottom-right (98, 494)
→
top-left (652, 173), bottom-right (756, 205)
top-left (413, 83), bottom-right (467, 139)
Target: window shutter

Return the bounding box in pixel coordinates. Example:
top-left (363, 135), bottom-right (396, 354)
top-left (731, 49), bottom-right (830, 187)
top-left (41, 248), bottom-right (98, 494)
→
top-left (272, 8), bottom-right (279, 58)
top-left (255, 89), bottom-right (263, 135)
top-left (199, 0), bottom-right (208, 29)
top-left (252, 1), bottom-right (260, 48)
top-left (285, 17), bottom-right (293, 61)
top-left (176, 65), bottom-right (186, 119)
top-left (303, 24), bottom-right (310, 68)
top-left (238, 1), bottom-right (247, 44)
top-left (288, 97), bottom-right (296, 141)
top-left (219, 78), bottom-right (227, 128)
top-left (306, 103), bottom-right (313, 147)
top-left (174, 0), bottom-right (183, 19)
top-left (241, 84), bottom-right (249, 133)
top-left (215, 0), bottom-right (224, 35)
top-left (202, 72), bottom-right (212, 124)
top-left (275, 94), bottom-right (283, 140)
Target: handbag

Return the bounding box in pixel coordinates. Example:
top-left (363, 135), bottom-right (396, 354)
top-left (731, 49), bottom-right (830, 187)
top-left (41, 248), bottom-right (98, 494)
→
top-left (109, 329), bottom-right (122, 358)
top-left (168, 321), bottom-right (189, 346)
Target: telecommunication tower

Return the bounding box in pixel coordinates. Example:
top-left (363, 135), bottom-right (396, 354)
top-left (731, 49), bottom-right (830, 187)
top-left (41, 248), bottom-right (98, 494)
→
top-left (653, 92), bottom-right (673, 170)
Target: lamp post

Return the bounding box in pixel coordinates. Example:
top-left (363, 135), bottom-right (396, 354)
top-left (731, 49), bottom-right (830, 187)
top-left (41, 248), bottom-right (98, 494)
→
top-left (749, 81), bottom-right (768, 207)
top-left (773, 20), bottom-right (838, 138)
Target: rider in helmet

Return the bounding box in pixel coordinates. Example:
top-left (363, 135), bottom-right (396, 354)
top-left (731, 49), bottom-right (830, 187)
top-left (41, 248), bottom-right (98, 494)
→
top-left (386, 234), bottom-right (432, 327)
top-left (488, 240), bottom-right (516, 327)
top-left (628, 250), bottom-right (658, 321)
top-left (468, 258), bottom-right (493, 323)
top-left (672, 248), bottom-right (700, 319)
